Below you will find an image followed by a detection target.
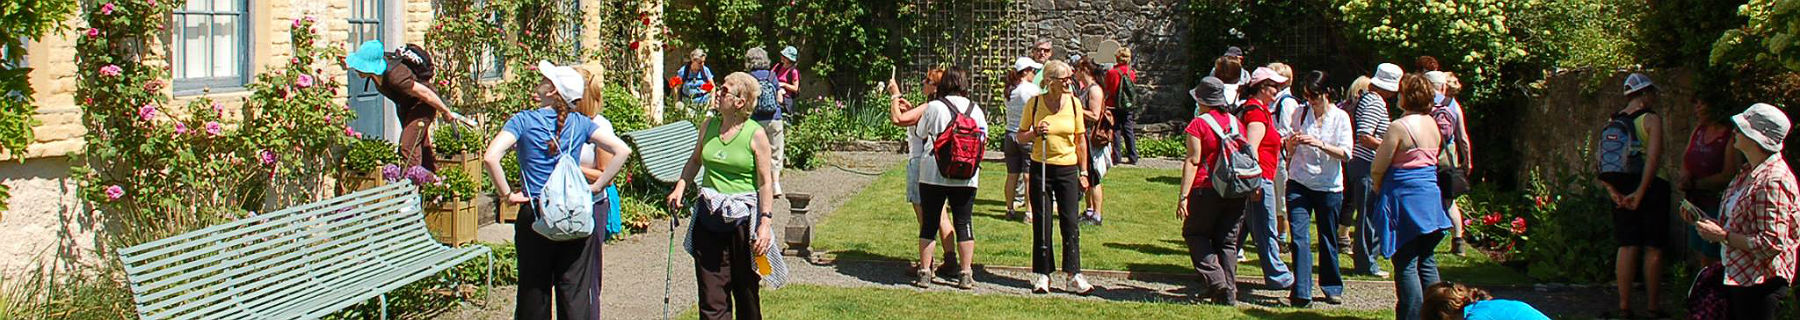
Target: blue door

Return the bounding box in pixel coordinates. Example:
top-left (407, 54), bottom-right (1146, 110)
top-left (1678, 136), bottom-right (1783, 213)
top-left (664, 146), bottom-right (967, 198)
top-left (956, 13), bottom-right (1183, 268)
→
top-left (347, 0), bottom-right (386, 137)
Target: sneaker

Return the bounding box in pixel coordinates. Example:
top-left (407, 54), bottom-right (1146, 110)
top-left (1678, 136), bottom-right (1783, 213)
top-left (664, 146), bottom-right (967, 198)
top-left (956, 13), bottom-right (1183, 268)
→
top-left (1451, 237), bottom-right (1467, 256)
top-left (914, 268), bottom-right (931, 288)
top-left (1006, 208), bottom-right (1020, 221)
top-left (1287, 297), bottom-right (1311, 308)
top-left (955, 271), bottom-right (975, 290)
top-left (1081, 209), bottom-right (1103, 226)
top-left (1374, 270), bottom-right (1391, 279)
top-left (1237, 249), bottom-right (1248, 263)
top-left (1069, 274), bottom-right (1095, 295)
top-left (1031, 274), bottom-right (1051, 294)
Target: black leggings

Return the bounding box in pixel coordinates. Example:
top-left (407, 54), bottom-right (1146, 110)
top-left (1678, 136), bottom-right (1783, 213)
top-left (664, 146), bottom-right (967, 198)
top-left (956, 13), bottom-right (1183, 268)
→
top-left (514, 205), bottom-right (597, 320)
top-left (1030, 162), bottom-right (1085, 274)
top-left (918, 184), bottom-right (977, 242)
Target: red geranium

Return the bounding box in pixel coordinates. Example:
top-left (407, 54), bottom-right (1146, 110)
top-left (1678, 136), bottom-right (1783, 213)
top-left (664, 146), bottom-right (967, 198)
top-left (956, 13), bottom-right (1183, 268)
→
top-left (1482, 213), bottom-right (1502, 225)
top-left (669, 76), bottom-right (683, 88)
top-left (701, 82), bottom-right (714, 92)
top-left (1510, 217), bottom-right (1528, 234)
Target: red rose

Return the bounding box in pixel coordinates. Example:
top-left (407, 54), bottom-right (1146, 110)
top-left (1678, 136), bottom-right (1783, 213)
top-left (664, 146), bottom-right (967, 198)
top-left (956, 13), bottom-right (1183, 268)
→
top-left (1510, 217), bottom-right (1527, 234)
top-left (630, 41), bottom-right (640, 51)
top-left (669, 77), bottom-right (683, 88)
top-left (701, 82), bottom-right (714, 92)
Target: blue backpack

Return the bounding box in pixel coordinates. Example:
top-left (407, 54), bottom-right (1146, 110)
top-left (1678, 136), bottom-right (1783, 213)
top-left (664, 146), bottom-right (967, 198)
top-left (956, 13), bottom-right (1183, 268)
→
top-left (1597, 110), bottom-right (1650, 175)
top-left (752, 70), bottom-right (782, 119)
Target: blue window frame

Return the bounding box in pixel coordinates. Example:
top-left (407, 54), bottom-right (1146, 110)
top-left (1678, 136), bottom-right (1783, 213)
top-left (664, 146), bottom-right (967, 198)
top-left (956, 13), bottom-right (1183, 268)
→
top-left (346, 0), bottom-right (388, 137)
top-left (171, 0), bottom-right (249, 94)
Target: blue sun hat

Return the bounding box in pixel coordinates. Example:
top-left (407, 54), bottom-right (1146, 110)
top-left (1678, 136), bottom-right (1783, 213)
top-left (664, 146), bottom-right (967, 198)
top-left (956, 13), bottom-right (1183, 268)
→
top-left (346, 40), bottom-right (388, 75)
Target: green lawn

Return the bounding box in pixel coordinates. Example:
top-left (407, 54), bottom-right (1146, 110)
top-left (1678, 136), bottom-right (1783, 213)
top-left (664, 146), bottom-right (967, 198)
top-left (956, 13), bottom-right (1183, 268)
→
top-left (679, 284), bottom-right (1392, 319)
top-left (814, 162), bottom-right (1530, 285)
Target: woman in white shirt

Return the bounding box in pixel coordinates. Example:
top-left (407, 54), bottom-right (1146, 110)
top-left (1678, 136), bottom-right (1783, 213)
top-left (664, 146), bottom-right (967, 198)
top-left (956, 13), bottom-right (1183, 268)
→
top-left (1282, 71), bottom-right (1354, 307)
top-left (892, 67), bottom-right (988, 289)
top-left (889, 68), bottom-right (960, 283)
top-left (1004, 58), bottom-right (1043, 222)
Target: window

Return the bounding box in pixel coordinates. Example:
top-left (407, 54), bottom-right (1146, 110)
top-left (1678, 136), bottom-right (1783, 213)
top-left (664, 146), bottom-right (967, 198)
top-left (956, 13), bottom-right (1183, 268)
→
top-left (566, 0), bottom-right (582, 57)
top-left (2, 38), bottom-right (23, 68)
top-left (172, 0), bottom-right (249, 93)
top-left (477, 0), bottom-right (505, 80)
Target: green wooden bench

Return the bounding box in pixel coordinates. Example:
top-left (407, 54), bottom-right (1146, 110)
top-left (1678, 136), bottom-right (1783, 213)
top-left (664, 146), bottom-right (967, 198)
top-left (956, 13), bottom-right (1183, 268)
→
top-left (117, 181), bottom-right (493, 320)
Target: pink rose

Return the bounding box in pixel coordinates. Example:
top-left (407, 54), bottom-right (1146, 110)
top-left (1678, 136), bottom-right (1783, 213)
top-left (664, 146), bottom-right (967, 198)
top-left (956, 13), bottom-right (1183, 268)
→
top-left (148, 0), bottom-right (155, 6)
top-left (293, 19), bottom-right (303, 28)
top-left (99, 65), bottom-right (122, 77)
top-left (174, 122), bottom-right (188, 134)
top-left (101, 3), bottom-right (115, 15)
top-left (260, 150), bottom-right (277, 166)
top-left (204, 121), bottom-right (222, 136)
top-left (138, 104), bottom-right (157, 121)
top-left (104, 185), bottom-right (124, 200)
top-left (305, 16), bottom-right (316, 23)
top-left (85, 28), bottom-right (100, 38)
top-left (212, 102), bottom-right (224, 117)
top-left (323, 114), bottom-right (332, 123)
top-left (296, 74), bottom-right (314, 88)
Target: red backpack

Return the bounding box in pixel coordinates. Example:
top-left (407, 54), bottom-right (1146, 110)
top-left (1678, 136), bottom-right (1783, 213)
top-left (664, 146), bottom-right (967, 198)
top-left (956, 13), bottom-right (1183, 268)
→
top-left (933, 98), bottom-right (986, 180)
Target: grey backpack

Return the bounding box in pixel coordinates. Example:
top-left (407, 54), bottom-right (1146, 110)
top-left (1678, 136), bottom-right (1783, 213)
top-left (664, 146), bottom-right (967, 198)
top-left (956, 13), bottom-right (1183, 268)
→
top-left (1200, 114), bottom-right (1263, 199)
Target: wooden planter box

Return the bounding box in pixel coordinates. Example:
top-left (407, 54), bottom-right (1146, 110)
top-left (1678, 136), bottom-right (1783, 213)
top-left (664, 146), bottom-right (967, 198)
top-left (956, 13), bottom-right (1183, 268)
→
top-left (436, 153), bottom-right (484, 177)
top-left (497, 199), bottom-right (520, 223)
top-left (337, 169), bottom-right (387, 195)
top-left (425, 200), bottom-right (479, 246)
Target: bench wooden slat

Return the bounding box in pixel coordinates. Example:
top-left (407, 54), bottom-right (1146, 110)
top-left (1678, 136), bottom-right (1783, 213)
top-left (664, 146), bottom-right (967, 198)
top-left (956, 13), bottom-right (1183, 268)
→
top-left (623, 121), bottom-right (699, 183)
top-left (118, 182), bottom-right (410, 260)
top-left (121, 180), bottom-right (493, 320)
top-left (130, 193), bottom-right (413, 299)
top-left (138, 197), bottom-right (417, 318)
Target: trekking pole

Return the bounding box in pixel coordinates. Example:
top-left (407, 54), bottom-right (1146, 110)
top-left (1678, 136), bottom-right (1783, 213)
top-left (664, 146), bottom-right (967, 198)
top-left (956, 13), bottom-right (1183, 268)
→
top-left (663, 202), bottom-right (681, 320)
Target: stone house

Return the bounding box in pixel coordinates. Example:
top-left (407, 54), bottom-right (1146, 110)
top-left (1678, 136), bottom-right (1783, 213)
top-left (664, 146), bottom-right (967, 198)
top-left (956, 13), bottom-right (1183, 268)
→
top-left (0, 0), bottom-right (666, 276)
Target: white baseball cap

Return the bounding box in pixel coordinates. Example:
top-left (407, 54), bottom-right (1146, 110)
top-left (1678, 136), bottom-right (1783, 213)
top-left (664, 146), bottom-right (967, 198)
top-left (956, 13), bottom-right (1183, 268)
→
top-left (1733, 103), bottom-right (1791, 152)
top-left (538, 60), bottom-right (585, 106)
top-left (1624, 73), bottom-right (1656, 96)
top-left (1013, 57), bottom-right (1044, 72)
top-left (1371, 63), bottom-right (1403, 92)
top-left (1249, 67), bottom-right (1289, 85)
top-left (1425, 71), bottom-right (1448, 86)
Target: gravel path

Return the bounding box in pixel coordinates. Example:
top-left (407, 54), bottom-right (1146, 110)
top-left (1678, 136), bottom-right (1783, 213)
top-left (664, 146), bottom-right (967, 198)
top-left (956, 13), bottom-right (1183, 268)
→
top-left (434, 152), bottom-right (1625, 319)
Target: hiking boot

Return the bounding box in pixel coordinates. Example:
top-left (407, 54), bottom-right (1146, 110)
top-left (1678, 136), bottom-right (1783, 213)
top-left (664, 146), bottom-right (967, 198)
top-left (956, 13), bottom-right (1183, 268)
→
top-left (935, 263), bottom-right (961, 280)
top-left (955, 271), bottom-right (975, 290)
top-left (1081, 209), bottom-right (1103, 226)
top-left (1319, 295), bottom-right (1343, 305)
top-left (1451, 237), bottom-right (1467, 256)
top-left (914, 268), bottom-right (932, 288)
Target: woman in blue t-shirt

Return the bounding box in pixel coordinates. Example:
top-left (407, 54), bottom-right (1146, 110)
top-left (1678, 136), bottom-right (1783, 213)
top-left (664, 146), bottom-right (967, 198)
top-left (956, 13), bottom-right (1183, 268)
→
top-left (482, 61), bottom-right (633, 320)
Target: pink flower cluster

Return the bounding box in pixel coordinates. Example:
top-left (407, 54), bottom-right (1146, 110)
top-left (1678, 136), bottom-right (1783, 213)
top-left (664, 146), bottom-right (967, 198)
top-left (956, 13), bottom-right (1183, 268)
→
top-left (138, 104), bottom-right (157, 121)
top-left (101, 3), bottom-right (115, 15)
top-left (105, 185), bottom-right (125, 200)
top-left (260, 150), bottom-right (277, 166)
top-left (204, 121), bottom-right (222, 136)
top-left (100, 65), bottom-right (122, 77)
top-left (296, 74), bottom-right (315, 88)
top-left (86, 28), bottom-right (100, 38)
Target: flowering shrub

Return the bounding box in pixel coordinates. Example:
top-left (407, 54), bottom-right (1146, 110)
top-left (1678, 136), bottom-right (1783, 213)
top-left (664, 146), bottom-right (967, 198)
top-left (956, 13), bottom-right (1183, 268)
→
top-left (1457, 184), bottom-right (1532, 258)
top-left (1517, 168), bottom-right (1620, 283)
top-left (344, 138), bottom-right (402, 172)
top-left (420, 167), bottom-right (478, 204)
top-left (432, 124), bottom-right (485, 156)
top-left (1335, 0), bottom-right (1531, 107)
top-left (233, 17), bottom-right (357, 206)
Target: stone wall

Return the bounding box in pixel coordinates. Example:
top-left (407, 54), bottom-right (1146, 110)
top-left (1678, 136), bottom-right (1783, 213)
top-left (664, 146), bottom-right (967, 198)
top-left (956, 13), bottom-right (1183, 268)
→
top-left (1022, 0), bottom-right (1194, 121)
top-left (1512, 70), bottom-right (1699, 186)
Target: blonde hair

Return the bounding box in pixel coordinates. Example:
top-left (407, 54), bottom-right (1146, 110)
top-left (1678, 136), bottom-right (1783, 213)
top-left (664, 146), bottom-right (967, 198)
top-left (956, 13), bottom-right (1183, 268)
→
top-left (1267, 63), bottom-right (1292, 81)
top-left (1115, 47), bottom-right (1133, 64)
top-left (1347, 75), bottom-right (1372, 100)
top-left (1043, 60), bottom-right (1073, 80)
top-left (719, 72), bottom-right (759, 118)
top-left (575, 65), bottom-right (607, 118)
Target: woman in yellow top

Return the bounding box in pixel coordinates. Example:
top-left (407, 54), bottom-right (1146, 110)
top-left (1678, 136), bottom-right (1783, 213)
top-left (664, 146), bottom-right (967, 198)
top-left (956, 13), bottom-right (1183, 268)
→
top-left (1015, 60), bottom-right (1094, 295)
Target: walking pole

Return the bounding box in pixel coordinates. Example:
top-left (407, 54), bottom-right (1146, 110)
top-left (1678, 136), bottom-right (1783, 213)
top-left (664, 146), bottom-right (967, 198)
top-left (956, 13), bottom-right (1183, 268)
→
top-left (663, 204), bottom-right (679, 320)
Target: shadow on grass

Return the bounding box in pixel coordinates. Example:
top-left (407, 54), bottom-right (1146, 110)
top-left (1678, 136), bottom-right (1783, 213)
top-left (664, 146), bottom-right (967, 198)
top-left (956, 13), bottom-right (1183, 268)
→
top-left (1148, 176), bottom-right (1182, 186)
top-left (1103, 242), bottom-right (1187, 256)
top-left (1242, 308), bottom-right (1384, 320)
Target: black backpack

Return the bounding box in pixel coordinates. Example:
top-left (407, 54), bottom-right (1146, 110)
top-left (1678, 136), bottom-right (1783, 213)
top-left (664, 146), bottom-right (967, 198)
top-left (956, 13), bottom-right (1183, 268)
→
top-left (1597, 109), bottom-right (1651, 175)
top-left (390, 43), bottom-right (435, 82)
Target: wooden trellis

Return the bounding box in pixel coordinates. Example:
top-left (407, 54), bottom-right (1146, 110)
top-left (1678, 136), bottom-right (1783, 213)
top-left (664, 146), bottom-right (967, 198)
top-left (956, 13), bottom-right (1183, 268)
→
top-left (908, 0), bottom-right (1030, 108)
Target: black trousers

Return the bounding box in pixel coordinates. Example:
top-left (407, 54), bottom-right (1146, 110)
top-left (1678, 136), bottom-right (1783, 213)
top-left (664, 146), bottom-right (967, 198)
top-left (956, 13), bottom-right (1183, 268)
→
top-left (694, 220), bottom-right (762, 320)
top-left (1184, 187), bottom-right (1247, 297)
top-left (1111, 108), bottom-right (1139, 162)
top-left (585, 197), bottom-right (611, 319)
top-left (1728, 278), bottom-right (1791, 320)
top-left (1030, 162), bottom-right (1085, 274)
top-left (918, 184), bottom-right (977, 241)
top-left (515, 205), bottom-right (597, 320)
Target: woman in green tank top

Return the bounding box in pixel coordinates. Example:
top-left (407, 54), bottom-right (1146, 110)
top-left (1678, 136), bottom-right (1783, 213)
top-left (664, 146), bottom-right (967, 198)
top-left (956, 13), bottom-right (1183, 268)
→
top-left (665, 72), bottom-right (777, 320)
